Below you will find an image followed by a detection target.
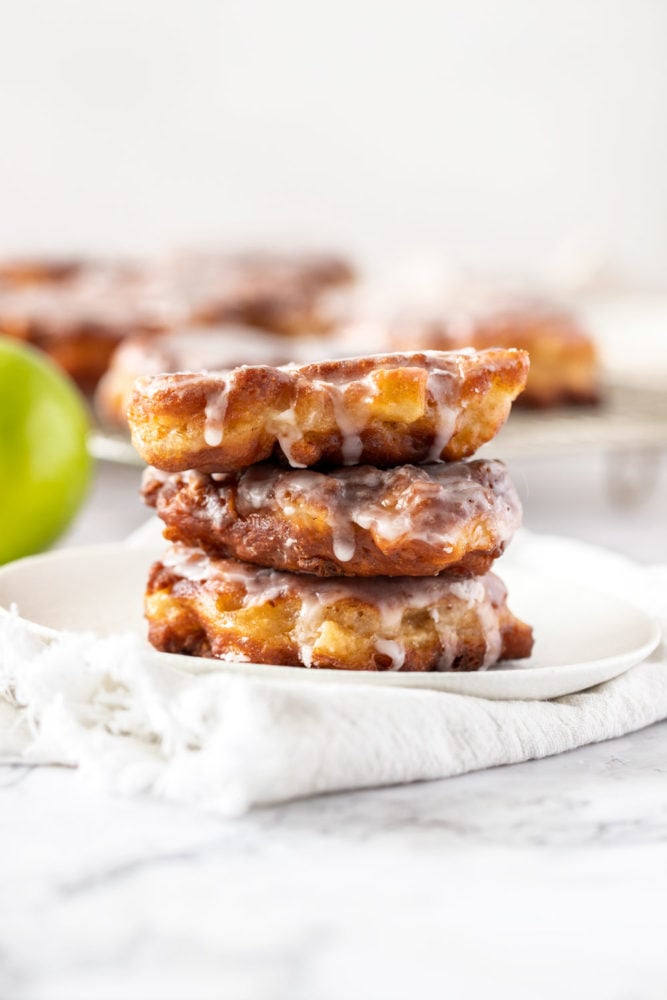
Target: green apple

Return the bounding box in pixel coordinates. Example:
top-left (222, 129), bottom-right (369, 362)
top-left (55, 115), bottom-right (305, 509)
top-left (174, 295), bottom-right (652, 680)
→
top-left (0, 337), bottom-right (92, 564)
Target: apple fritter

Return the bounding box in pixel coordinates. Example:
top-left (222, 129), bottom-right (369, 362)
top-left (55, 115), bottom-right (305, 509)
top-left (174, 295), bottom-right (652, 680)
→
top-left (143, 459), bottom-right (521, 578)
top-left (128, 348), bottom-right (529, 473)
top-left (145, 545), bottom-right (534, 671)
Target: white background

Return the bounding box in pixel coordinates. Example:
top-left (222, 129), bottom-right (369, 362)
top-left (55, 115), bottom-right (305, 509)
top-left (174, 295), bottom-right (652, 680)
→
top-left (1, 0), bottom-right (666, 285)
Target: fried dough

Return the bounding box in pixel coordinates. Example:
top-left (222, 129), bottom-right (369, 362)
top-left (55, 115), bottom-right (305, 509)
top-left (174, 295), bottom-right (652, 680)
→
top-left (145, 545), bottom-right (534, 671)
top-left (143, 459), bottom-right (521, 577)
top-left (129, 348), bottom-right (529, 472)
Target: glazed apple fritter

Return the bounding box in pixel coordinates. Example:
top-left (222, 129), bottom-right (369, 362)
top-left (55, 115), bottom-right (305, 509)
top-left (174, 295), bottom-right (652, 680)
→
top-left (145, 545), bottom-right (534, 671)
top-left (142, 459), bottom-right (522, 578)
top-left (128, 348), bottom-right (529, 473)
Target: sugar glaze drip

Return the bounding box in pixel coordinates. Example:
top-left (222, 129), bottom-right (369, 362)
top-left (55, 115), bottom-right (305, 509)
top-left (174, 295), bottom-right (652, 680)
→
top-left (161, 544), bottom-right (509, 671)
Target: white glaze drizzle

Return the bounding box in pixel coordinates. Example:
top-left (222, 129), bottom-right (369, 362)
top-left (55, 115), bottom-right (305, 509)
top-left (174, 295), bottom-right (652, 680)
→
top-left (227, 460), bottom-right (521, 566)
top-left (270, 405), bottom-right (308, 469)
top-left (374, 639), bottom-right (406, 671)
top-left (203, 376), bottom-right (233, 447)
top-left (161, 544), bottom-right (510, 670)
top-left (425, 367), bottom-right (459, 461)
top-left (331, 530), bottom-right (356, 563)
top-left (140, 348), bottom-right (514, 468)
top-left (162, 545), bottom-right (217, 581)
top-left (312, 376), bottom-right (375, 466)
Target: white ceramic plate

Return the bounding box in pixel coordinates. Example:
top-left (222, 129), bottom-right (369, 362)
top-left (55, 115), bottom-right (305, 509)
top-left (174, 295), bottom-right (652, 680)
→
top-left (0, 544), bottom-right (660, 701)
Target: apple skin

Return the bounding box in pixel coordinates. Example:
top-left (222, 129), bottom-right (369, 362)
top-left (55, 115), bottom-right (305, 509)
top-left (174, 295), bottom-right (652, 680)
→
top-left (0, 337), bottom-right (93, 564)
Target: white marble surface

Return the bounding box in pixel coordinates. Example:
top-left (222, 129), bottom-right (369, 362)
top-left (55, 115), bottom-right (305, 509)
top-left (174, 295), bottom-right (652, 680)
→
top-left (3, 456), bottom-right (667, 1000)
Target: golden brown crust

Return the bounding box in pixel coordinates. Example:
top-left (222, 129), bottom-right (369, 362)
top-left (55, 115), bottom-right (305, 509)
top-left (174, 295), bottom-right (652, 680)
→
top-left (143, 459), bottom-right (522, 578)
top-left (128, 348), bottom-right (529, 473)
top-left (390, 305), bottom-right (599, 407)
top-left (145, 546), bottom-right (534, 671)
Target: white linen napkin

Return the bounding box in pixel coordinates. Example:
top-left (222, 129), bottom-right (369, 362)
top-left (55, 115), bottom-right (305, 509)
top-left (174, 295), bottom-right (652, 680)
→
top-left (0, 530), bottom-right (665, 815)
